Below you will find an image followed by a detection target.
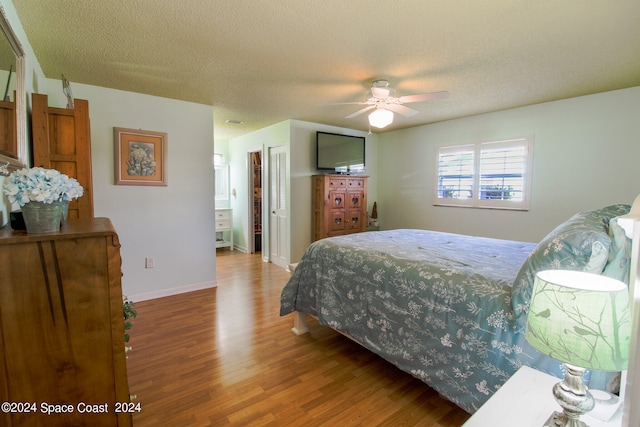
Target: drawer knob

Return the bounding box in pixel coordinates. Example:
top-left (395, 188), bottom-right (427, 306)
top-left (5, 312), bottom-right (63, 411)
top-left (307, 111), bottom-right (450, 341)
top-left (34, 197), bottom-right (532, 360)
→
top-left (334, 197), bottom-right (342, 205)
top-left (352, 197), bottom-right (359, 205)
top-left (334, 218), bottom-right (342, 224)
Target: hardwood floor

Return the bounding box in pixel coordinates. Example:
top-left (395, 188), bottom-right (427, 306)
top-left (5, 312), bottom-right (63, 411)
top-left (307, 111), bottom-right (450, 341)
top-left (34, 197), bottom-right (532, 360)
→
top-left (126, 250), bottom-right (471, 426)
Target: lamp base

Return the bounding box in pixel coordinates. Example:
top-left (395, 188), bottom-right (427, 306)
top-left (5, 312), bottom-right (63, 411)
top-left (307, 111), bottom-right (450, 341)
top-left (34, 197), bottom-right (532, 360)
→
top-left (543, 410), bottom-right (589, 427)
top-left (544, 364), bottom-right (595, 427)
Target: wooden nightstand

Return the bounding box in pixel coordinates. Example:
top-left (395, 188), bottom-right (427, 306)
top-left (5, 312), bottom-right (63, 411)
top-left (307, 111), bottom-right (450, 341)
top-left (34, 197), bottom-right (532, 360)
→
top-left (463, 366), bottom-right (622, 427)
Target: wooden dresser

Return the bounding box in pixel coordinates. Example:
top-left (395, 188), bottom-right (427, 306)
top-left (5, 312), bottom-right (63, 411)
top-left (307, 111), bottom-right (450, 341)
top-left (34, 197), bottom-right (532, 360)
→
top-left (0, 218), bottom-right (132, 426)
top-left (312, 174), bottom-right (368, 241)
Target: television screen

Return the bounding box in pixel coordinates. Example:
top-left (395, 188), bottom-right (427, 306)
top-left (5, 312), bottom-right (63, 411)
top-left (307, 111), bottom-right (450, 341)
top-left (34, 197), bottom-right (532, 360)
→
top-left (316, 132), bottom-right (365, 173)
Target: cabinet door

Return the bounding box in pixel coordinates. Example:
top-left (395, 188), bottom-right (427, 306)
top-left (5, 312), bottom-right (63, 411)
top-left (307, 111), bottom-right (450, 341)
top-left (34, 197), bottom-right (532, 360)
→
top-left (329, 189), bottom-right (346, 211)
top-left (31, 93), bottom-right (94, 219)
top-left (347, 190), bottom-right (365, 210)
top-left (346, 210), bottom-right (365, 232)
top-left (329, 210), bottom-right (346, 234)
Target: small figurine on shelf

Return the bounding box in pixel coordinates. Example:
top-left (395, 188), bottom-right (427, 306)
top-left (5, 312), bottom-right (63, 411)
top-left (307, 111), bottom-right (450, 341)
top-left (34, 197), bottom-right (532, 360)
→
top-left (370, 201), bottom-right (378, 227)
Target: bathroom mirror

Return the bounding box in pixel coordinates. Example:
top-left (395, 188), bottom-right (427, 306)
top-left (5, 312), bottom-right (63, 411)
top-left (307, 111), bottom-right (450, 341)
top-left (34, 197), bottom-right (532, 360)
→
top-left (215, 164), bottom-right (229, 200)
top-left (0, 4), bottom-right (26, 172)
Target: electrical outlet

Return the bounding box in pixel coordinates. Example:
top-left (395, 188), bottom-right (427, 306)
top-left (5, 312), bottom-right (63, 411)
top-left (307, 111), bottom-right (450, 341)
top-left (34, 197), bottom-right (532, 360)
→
top-left (145, 257), bottom-right (155, 268)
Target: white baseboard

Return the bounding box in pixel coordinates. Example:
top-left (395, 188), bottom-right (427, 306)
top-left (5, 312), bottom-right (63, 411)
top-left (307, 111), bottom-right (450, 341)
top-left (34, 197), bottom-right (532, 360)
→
top-left (127, 280), bottom-right (217, 302)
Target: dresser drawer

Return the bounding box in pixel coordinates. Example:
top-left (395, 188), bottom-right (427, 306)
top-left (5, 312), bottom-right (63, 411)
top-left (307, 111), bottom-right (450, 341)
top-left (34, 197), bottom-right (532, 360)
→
top-left (328, 177), bottom-right (347, 189)
top-left (347, 178), bottom-right (365, 189)
top-left (215, 209), bottom-right (231, 220)
top-left (216, 219), bottom-right (231, 230)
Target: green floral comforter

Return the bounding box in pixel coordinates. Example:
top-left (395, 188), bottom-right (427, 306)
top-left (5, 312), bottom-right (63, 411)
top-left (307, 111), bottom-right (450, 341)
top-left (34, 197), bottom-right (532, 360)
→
top-left (280, 229), bottom-right (602, 413)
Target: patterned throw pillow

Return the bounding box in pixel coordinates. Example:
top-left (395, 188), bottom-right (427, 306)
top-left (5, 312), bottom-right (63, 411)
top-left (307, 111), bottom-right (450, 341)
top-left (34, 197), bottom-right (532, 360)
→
top-left (511, 204), bottom-right (630, 322)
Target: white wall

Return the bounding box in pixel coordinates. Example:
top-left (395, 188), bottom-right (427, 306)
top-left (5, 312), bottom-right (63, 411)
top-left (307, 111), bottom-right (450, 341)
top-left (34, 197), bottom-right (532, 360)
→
top-left (227, 119), bottom-right (377, 264)
top-left (377, 86), bottom-right (640, 243)
top-left (43, 82), bottom-right (216, 300)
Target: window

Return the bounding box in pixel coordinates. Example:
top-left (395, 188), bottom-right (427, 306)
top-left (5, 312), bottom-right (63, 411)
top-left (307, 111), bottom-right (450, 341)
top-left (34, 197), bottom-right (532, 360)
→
top-left (434, 136), bottom-right (533, 210)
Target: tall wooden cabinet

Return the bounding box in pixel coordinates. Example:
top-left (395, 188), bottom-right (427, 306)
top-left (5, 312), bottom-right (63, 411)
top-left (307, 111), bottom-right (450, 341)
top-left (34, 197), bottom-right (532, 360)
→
top-left (0, 218), bottom-right (132, 427)
top-left (31, 93), bottom-right (94, 220)
top-left (312, 174), bottom-right (368, 241)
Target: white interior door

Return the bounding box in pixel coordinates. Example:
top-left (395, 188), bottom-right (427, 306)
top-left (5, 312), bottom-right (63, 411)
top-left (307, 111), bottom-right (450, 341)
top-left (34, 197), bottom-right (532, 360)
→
top-left (269, 146), bottom-right (287, 268)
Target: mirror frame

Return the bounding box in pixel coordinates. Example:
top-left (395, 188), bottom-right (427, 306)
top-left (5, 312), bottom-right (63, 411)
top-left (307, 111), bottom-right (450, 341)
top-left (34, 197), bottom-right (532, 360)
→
top-left (0, 4), bottom-right (26, 172)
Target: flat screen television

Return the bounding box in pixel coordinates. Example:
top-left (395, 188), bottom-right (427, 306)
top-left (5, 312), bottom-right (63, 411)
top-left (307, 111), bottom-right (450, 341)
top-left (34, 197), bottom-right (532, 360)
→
top-left (316, 131), bottom-right (365, 174)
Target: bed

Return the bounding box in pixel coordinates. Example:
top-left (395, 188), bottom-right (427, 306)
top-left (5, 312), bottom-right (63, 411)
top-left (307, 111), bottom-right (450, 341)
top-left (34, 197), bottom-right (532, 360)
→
top-left (280, 203), bottom-right (634, 413)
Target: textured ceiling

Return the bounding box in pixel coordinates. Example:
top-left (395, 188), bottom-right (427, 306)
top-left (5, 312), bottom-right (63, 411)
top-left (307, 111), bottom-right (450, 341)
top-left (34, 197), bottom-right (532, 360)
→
top-left (11, 0), bottom-right (640, 140)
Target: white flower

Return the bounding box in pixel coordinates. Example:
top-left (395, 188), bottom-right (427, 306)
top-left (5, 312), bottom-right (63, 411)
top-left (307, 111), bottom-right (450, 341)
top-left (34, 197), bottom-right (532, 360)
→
top-left (60, 176), bottom-right (84, 201)
top-left (2, 167), bottom-right (84, 207)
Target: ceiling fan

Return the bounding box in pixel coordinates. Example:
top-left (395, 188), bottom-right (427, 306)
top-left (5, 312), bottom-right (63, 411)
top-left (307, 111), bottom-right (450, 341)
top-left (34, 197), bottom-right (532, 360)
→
top-left (338, 80), bottom-right (449, 128)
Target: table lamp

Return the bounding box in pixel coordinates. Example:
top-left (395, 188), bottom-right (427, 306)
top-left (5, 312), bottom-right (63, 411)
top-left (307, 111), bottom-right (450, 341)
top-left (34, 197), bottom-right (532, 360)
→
top-left (525, 270), bottom-right (630, 427)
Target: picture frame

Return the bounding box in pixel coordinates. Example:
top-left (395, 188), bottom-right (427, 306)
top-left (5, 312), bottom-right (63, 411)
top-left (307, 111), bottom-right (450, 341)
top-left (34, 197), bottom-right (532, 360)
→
top-left (114, 127), bottom-right (168, 186)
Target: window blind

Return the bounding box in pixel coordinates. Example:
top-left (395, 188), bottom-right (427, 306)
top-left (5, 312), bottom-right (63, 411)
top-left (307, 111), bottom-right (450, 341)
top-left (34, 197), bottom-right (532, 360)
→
top-left (434, 136), bottom-right (533, 210)
top-left (437, 145), bottom-right (474, 200)
top-left (479, 142), bottom-right (526, 202)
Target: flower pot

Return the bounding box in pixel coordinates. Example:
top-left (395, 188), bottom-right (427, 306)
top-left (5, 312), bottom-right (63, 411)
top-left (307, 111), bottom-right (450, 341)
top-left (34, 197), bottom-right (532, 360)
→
top-left (21, 201), bottom-right (64, 234)
top-left (60, 200), bottom-right (70, 225)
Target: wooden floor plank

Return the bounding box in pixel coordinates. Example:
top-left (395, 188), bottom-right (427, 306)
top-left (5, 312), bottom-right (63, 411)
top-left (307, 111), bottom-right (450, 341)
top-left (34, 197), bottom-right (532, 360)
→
top-left (126, 250), bottom-right (471, 426)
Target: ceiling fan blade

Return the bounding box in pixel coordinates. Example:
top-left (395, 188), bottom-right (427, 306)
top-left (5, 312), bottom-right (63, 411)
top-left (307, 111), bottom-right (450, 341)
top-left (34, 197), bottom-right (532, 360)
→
top-left (386, 104), bottom-right (419, 117)
top-left (321, 101), bottom-right (369, 106)
top-left (345, 105), bottom-right (375, 118)
top-left (398, 91), bottom-right (450, 103)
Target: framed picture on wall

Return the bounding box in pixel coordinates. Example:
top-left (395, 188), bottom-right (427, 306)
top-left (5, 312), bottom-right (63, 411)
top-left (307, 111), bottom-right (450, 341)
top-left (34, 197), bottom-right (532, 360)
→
top-left (114, 127), bottom-right (168, 186)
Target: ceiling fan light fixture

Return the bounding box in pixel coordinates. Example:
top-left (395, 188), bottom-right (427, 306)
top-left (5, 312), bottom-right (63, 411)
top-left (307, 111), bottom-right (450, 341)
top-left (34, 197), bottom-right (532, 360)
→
top-left (368, 108), bottom-right (394, 128)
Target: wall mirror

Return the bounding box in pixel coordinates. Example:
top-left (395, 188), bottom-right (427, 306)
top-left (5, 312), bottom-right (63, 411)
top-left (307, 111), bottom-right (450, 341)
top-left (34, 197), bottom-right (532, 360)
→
top-left (0, 4), bottom-right (26, 172)
top-left (215, 164), bottom-right (229, 200)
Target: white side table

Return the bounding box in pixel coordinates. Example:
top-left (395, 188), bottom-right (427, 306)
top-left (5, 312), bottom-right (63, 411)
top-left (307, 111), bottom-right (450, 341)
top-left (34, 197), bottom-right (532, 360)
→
top-left (215, 208), bottom-right (233, 250)
top-left (463, 366), bottom-right (622, 427)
